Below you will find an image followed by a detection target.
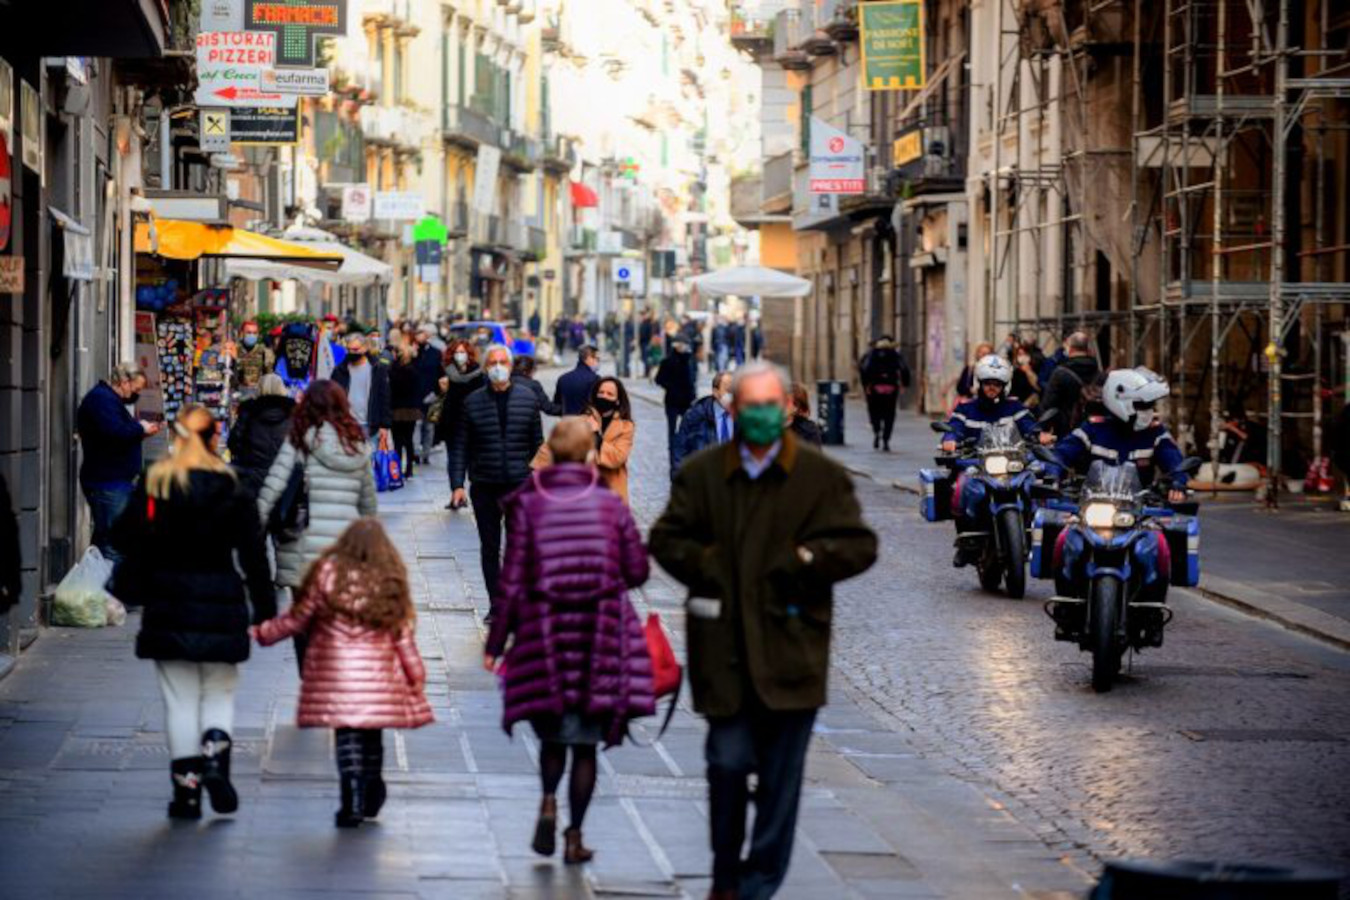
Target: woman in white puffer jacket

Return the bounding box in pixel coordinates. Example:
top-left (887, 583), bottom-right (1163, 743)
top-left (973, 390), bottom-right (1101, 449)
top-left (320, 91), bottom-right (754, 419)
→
top-left (258, 380), bottom-right (378, 589)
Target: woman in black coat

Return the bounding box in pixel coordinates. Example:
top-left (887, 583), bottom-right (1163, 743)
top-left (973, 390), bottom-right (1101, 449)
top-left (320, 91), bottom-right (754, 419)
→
top-left (788, 381), bottom-right (824, 448)
top-left (113, 404), bottom-right (274, 822)
top-left (390, 344), bottom-right (425, 477)
top-left (227, 374), bottom-right (295, 498)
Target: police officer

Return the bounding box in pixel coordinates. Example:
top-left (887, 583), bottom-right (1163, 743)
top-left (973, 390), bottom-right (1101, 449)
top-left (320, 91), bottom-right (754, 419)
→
top-left (943, 355), bottom-right (1051, 566)
top-left (1052, 367), bottom-right (1187, 504)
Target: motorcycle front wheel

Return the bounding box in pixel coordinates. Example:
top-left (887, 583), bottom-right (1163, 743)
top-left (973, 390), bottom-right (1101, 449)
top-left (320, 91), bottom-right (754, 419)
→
top-left (977, 539), bottom-right (1003, 593)
top-left (1090, 575), bottom-right (1123, 693)
top-left (999, 508), bottom-right (1027, 599)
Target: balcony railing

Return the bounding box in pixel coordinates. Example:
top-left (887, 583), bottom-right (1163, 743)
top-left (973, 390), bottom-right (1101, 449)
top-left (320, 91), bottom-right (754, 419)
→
top-left (773, 9), bottom-right (810, 70)
top-left (763, 150), bottom-right (793, 212)
top-left (359, 105), bottom-right (422, 151)
top-left (443, 105), bottom-right (501, 149)
top-left (501, 131), bottom-right (543, 172)
top-left (528, 225), bottom-right (547, 258)
top-left (729, 4), bottom-right (775, 52)
top-left (541, 134), bottom-right (577, 174)
top-left (568, 225), bottom-right (597, 252)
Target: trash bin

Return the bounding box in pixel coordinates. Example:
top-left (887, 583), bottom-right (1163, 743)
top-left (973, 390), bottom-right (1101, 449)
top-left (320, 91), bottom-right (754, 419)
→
top-left (1091, 859), bottom-right (1341, 900)
top-left (816, 380), bottom-right (847, 446)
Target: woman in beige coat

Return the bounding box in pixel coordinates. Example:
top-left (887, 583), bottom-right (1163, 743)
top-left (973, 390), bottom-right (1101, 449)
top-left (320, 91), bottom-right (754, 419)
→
top-left (533, 377), bottom-right (634, 504)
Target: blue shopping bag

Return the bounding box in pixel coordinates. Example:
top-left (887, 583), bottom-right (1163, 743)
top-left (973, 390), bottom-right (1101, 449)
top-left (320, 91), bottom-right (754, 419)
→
top-left (373, 434), bottom-right (404, 493)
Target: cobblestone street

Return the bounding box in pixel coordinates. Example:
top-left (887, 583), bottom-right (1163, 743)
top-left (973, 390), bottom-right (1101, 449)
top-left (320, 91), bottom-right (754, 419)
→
top-left (0, 370), bottom-right (1347, 898)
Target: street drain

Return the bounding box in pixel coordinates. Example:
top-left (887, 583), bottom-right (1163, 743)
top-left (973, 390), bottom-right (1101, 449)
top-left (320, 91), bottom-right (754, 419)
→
top-left (1179, 729), bottom-right (1343, 743)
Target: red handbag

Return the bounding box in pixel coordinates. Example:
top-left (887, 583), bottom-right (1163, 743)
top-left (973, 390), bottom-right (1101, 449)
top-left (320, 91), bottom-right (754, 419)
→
top-left (645, 612), bottom-right (681, 698)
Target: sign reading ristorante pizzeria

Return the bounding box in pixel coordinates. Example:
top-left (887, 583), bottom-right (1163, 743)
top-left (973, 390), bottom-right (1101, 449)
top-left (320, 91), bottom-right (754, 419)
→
top-left (244, 0), bottom-right (347, 68)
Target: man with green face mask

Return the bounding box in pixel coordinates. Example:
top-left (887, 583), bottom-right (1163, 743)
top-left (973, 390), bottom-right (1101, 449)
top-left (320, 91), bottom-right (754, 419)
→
top-left (649, 361), bottom-right (878, 900)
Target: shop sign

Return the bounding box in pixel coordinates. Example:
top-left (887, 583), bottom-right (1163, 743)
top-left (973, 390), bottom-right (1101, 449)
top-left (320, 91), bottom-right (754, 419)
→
top-left (195, 31), bottom-right (298, 109)
top-left (0, 256), bottom-right (22, 293)
top-left (612, 259), bottom-right (645, 293)
top-left (244, 0), bottom-right (347, 68)
top-left (893, 129), bottom-right (922, 168)
top-left (861, 0), bottom-right (925, 91)
top-left (373, 191), bottom-right (422, 221)
top-left (341, 184), bottom-right (372, 222)
top-left (472, 144), bottom-right (500, 214)
top-left (808, 117), bottom-right (864, 194)
top-left (201, 0), bottom-right (245, 31)
top-left (259, 68), bottom-right (329, 95)
top-left (200, 109), bottom-right (231, 153)
top-left (229, 106), bottom-right (299, 144)
top-left (20, 80), bottom-right (41, 175)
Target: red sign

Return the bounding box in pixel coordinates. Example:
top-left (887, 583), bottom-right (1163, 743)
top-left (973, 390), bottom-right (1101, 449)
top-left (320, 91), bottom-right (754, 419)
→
top-left (828, 136), bottom-right (845, 153)
top-left (196, 30), bottom-right (275, 66)
top-left (0, 134), bottom-right (10, 251)
top-left (809, 178), bottom-right (866, 193)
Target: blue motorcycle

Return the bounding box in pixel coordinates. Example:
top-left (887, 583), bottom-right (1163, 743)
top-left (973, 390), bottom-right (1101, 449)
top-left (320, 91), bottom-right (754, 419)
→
top-left (921, 421), bottom-right (1058, 599)
top-left (1037, 458), bottom-right (1202, 692)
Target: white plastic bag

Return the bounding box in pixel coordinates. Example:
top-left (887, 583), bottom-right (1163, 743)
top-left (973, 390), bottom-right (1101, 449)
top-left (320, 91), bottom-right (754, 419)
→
top-left (52, 547), bottom-right (116, 628)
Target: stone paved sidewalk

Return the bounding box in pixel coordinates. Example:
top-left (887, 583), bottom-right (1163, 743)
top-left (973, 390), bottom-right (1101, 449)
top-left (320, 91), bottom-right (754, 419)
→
top-left (0, 397), bottom-right (1093, 899)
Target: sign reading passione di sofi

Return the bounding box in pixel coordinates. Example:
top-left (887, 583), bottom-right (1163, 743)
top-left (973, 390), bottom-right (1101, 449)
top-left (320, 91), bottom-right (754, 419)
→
top-left (244, 0), bottom-right (347, 68)
top-left (861, 0), bottom-right (925, 91)
top-left (808, 118), bottom-right (865, 194)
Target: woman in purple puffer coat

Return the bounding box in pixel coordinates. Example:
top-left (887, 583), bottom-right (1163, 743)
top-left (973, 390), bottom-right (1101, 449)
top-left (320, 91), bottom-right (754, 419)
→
top-left (484, 417), bottom-right (654, 865)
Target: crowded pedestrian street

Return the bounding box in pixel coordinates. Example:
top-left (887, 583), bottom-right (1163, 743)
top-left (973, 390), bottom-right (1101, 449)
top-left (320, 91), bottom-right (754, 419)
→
top-left (5, 1), bottom-right (1350, 898)
top-left (1, 363), bottom-right (1348, 898)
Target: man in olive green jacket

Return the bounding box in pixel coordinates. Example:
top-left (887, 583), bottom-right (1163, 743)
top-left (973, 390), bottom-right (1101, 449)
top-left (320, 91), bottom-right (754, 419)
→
top-left (650, 361), bottom-right (877, 900)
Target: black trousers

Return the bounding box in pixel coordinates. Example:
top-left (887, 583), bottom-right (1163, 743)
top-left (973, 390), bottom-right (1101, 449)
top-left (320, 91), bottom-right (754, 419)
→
top-left (866, 391), bottom-right (899, 444)
top-left (334, 727), bottom-right (383, 778)
top-left (470, 481), bottom-right (519, 610)
top-left (391, 421), bottom-right (418, 476)
top-left (665, 408), bottom-right (684, 479)
top-left (706, 698), bottom-right (818, 898)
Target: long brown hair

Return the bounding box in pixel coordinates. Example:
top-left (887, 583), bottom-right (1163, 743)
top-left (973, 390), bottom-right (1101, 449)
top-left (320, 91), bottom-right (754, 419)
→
top-left (290, 379), bottom-right (367, 454)
top-left (299, 518), bottom-right (414, 633)
top-left (442, 338), bottom-right (478, 370)
top-left (146, 404), bottom-right (234, 499)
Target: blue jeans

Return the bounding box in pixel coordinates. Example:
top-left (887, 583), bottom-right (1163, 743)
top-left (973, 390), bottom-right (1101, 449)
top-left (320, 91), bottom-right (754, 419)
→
top-left (706, 698), bottom-right (818, 898)
top-left (85, 484), bottom-right (134, 566)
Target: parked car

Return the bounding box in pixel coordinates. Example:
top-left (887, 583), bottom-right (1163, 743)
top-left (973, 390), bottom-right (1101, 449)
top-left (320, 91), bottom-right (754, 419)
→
top-left (448, 321), bottom-right (537, 361)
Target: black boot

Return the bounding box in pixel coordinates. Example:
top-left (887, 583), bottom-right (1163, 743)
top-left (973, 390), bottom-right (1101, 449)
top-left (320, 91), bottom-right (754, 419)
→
top-left (336, 774), bottom-right (366, 828)
top-left (200, 729), bottom-right (238, 814)
top-left (168, 757), bottom-right (203, 820)
top-left (361, 731), bottom-right (386, 819)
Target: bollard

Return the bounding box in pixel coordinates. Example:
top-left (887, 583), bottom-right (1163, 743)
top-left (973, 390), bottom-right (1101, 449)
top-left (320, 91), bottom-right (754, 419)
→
top-left (1090, 859), bottom-right (1341, 900)
top-left (816, 380), bottom-right (847, 446)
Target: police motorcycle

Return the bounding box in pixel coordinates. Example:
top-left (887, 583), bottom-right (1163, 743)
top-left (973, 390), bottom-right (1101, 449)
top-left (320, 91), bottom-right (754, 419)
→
top-left (1031, 375), bottom-right (1203, 691)
top-left (921, 420), bottom-right (1060, 599)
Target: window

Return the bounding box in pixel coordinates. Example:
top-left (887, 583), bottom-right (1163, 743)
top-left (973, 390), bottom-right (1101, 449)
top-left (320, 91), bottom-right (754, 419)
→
top-left (800, 84), bottom-right (813, 156)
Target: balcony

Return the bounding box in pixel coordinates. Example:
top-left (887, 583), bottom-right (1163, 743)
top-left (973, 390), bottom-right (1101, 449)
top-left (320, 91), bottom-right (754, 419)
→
top-left (363, 0), bottom-right (420, 36)
top-left (567, 225), bottom-right (597, 254)
top-left (540, 135), bottom-right (577, 175)
top-left (773, 10), bottom-right (811, 70)
top-left (472, 213), bottom-right (503, 248)
top-left (501, 131), bottom-right (543, 173)
top-left (528, 225), bottom-right (548, 259)
top-left (359, 105), bottom-right (423, 152)
top-left (822, 1), bottom-right (859, 42)
top-left (729, 4), bottom-right (775, 55)
top-left (442, 105), bottom-right (501, 150)
top-left (762, 151), bottom-right (794, 214)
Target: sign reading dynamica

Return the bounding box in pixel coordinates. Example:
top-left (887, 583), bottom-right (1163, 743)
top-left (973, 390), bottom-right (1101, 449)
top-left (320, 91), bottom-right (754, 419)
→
top-left (861, 0), bottom-right (926, 91)
top-left (808, 117), bottom-right (865, 194)
top-left (244, 0), bottom-right (347, 68)
top-left (230, 106), bottom-right (299, 144)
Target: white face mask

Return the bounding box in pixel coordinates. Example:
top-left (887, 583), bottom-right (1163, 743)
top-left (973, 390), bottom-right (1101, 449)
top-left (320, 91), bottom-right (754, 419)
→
top-left (488, 364), bottom-right (511, 384)
top-left (716, 392), bottom-right (732, 409)
top-left (453, 352), bottom-right (468, 366)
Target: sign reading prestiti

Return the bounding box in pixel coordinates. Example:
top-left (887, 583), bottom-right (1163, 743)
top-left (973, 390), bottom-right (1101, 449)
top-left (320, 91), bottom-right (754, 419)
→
top-left (808, 118), bottom-right (865, 194)
top-left (244, 0), bottom-right (347, 68)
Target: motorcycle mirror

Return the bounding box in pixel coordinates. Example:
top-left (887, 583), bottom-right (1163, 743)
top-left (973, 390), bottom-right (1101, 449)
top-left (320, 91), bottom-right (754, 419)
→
top-left (1178, 456), bottom-right (1203, 476)
top-left (930, 421), bottom-right (951, 434)
top-left (1037, 407), bottom-right (1059, 425)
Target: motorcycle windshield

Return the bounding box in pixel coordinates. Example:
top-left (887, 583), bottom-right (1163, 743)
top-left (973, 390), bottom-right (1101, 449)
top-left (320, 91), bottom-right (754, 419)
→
top-left (1082, 461), bottom-right (1143, 503)
top-left (976, 421), bottom-right (1024, 454)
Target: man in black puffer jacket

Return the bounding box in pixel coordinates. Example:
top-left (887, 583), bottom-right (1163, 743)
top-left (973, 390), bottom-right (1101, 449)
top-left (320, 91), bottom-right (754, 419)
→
top-left (448, 345), bottom-right (545, 612)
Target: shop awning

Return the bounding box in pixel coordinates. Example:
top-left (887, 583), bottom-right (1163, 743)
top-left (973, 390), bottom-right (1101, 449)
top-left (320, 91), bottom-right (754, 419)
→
top-left (222, 241), bottom-right (393, 287)
top-left (570, 181), bottom-right (599, 208)
top-left (690, 265), bottom-right (812, 298)
top-left (134, 220), bottom-right (343, 269)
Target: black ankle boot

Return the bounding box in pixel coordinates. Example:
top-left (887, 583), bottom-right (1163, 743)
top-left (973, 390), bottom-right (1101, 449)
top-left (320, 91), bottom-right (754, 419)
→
top-left (168, 757), bottom-right (203, 820)
top-left (200, 729), bottom-right (238, 814)
top-left (361, 733), bottom-right (386, 818)
top-left (336, 774), bottom-right (366, 828)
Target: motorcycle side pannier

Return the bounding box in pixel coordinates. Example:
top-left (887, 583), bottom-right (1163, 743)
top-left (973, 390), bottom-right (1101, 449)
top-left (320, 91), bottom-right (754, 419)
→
top-left (1162, 514), bottom-right (1200, 587)
top-left (1030, 507), bottom-right (1072, 579)
top-left (919, 468), bottom-right (954, 522)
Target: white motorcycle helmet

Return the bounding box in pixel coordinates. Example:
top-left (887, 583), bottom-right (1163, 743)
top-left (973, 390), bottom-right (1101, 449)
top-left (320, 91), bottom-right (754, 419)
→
top-left (973, 354), bottom-right (1013, 397)
top-left (1103, 367), bottom-right (1169, 431)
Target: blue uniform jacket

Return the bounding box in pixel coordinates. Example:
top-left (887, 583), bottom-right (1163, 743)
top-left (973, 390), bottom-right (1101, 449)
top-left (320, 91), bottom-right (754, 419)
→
top-left (1052, 416), bottom-right (1187, 487)
top-left (944, 397), bottom-right (1040, 446)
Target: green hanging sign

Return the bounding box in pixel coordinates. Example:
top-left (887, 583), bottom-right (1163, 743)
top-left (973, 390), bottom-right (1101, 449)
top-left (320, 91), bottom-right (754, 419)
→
top-left (861, 0), bottom-right (925, 92)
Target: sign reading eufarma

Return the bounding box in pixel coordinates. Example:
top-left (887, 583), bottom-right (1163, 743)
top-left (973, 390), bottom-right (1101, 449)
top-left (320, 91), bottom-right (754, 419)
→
top-left (244, 0), bottom-right (347, 68)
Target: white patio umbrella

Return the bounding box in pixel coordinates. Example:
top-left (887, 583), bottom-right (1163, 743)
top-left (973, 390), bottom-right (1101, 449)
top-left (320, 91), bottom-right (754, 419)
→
top-left (689, 265), bottom-right (812, 298)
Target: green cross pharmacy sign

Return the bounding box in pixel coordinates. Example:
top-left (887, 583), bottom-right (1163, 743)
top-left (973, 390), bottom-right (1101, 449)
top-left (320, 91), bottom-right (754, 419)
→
top-left (244, 0), bottom-right (347, 68)
top-left (860, 0), bottom-right (926, 92)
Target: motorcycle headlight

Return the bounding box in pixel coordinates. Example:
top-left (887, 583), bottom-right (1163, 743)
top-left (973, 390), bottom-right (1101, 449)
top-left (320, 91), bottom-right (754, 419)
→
top-left (1007, 459), bottom-right (1025, 473)
top-left (1113, 510), bottom-right (1136, 528)
top-left (984, 455), bottom-right (1009, 475)
top-left (1083, 502), bottom-right (1117, 530)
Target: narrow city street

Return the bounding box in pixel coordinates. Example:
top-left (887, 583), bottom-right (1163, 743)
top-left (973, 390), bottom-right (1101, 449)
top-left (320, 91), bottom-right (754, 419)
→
top-left (2, 367), bottom-right (1347, 898)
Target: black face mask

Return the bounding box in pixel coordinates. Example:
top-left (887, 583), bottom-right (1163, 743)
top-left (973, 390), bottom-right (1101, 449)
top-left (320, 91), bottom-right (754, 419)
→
top-left (126, 392), bottom-right (141, 405)
top-left (593, 397), bottom-right (618, 414)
